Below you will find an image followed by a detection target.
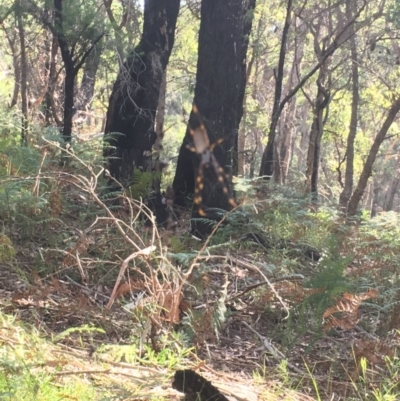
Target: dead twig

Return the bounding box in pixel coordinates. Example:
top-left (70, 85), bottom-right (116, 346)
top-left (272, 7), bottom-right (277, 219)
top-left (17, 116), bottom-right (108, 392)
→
top-left (106, 246), bottom-right (156, 309)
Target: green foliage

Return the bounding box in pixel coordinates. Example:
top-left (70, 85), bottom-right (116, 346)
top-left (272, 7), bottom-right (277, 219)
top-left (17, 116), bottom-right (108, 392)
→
top-left (0, 313), bottom-right (99, 401)
top-left (53, 324), bottom-right (105, 343)
top-left (128, 169), bottom-right (158, 200)
top-left (0, 234), bottom-right (15, 263)
top-left (302, 249), bottom-right (355, 316)
top-left (0, 108), bottom-right (21, 151)
top-left (353, 355), bottom-right (400, 401)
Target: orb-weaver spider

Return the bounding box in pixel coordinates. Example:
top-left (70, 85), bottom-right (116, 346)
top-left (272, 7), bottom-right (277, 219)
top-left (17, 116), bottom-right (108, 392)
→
top-left (187, 104), bottom-right (237, 216)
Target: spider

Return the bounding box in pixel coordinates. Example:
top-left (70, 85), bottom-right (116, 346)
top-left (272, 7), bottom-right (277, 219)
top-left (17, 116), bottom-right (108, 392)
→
top-left (187, 104), bottom-right (237, 216)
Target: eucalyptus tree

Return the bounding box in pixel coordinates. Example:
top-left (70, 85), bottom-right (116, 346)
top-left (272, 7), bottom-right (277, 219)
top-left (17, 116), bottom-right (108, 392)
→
top-left (27, 0), bottom-right (104, 144)
top-left (259, 0), bottom-right (367, 184)
top-left (172, 0), bottom-right (255, 237)
top-left (338, 0), bottom-right (360, 210)
top-left (103, 0), bottom-right (180, 186)
top-left (336, 0), bottom-right (400, 215)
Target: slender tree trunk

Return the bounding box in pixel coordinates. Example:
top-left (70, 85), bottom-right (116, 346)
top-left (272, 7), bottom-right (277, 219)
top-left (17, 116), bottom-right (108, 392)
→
top-left (54, 0), bottom-right (75, 143)
top-left (62, 66), bottom-right (75, 142)
top-left (54, 0), bottom-right (103, 144)
top-left (383, 156), bottom-right (400, 211)
top-left (296, 103), bottom-right (310, 171)
top-left (9, 45), bottom-right (20, 109)
top-left (153, 71), bottom-right (167, 194)
top-left (77, 42), bottom-right (102, 113)
top-left (102, 0), bottom-right (128, 62)
top-left (370, 183), bottom-right (381, 217)
top-left (44, 34), bottom-right (60, 126)
top-left (3, 25), bottom-right (20, 110)
top-left (305, 77), bottom-right (330, 199)
top-left (278, 17), bottom-right (307, 183)
top-left (237, 103), bottom-right (246, 176)
top-left (104, 0), bottom-right (180, 185)
top-left (259, 0), bottom-right (293, 179)
top-left (17, 1), bottom-right (28, 146)
top-left (347, 96), bottom-right (400, 216)
top-left (339, 0), bottom-right (359, 211)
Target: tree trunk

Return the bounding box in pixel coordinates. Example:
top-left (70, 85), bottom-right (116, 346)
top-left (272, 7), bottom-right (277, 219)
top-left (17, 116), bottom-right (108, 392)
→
top-left (347, 95), bottom-right (400, 216)
top-left (17, 2), bottom-right (29, 146)
top-left (53, 0), bottom-right (103, 144)
top-left (77, 42), bottom-right (102, 113)
top-left (44, 33), bottom-right (60, 126)
top-left (339, 0), bottom-right (360, 211)
top-left (153, 70), bottom-right (167, 194)
top-left (237, 102), bottom-right (246, 176)
top-left (383, 155), bottom-right (400, 211)
top-left (9, 38), bottom-right (20, 110)
top-left (62, 66), bottom-right (75, 142)
top-left (296, 102), bottom-right (311, 172)
top-left (277, 17), bottom-right (307, 183)
top-left (172, 0), bottom-right (255, 237)
top-left (232, 21), bottom-right (261, 177)
top-left (54, 0), bottom-right (75, 143)
top-left (259, 0), bottom-right (293, 179)
top-left (104, 0), bottom-right (180, 185)
top-left (3, 24), bottom-right (20, 110)
top-left (305, 78), bottom-right (330, 199)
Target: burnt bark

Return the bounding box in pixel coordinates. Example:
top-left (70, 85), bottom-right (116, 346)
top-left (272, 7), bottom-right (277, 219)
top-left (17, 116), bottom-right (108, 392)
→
top-left (172, 0), bottom-right (255, 237)
top-left (173, 0), bottom-right (255, 205)
top-left (153, 71), bottom-right (167, 195)
top-left (173, 370), bottom-right (229, 401)
top-left (104, 0), bottom-right (180, 185)
top-left (347, 96), bottom-right (400, 216)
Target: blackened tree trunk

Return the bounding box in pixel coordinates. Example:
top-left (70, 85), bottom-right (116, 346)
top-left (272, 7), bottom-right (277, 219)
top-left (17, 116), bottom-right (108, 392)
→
top-left (104, 0), bottom-right (180, 185)
top-left (172, 0), bottom-right (255, 237)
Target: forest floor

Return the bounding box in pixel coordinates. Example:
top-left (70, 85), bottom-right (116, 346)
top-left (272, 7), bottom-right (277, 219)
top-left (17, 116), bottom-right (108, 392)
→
top-left (0, 144), bottom-right (399, 400)
top-left (0, 237), bottom-right (320, 401)
top-left (1, 226), bottom-right (398, 401)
